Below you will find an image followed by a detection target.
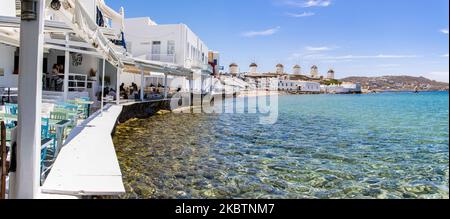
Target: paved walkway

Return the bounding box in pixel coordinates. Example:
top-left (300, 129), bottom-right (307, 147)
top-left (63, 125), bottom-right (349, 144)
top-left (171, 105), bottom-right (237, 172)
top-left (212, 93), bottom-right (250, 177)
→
top-left (41, 105), bottom-right (125, 196)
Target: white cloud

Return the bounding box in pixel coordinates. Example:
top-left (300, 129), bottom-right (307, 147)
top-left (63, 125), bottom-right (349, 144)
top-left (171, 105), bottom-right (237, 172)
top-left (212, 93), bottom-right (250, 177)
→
top-left (305, 46), bottom-right (335, 52)
top-left (288, 53), bottom-right (302, 60)
top-left (440, 28), bottom-right (449, 34)
top-left (377, 64), bottom-right (401, 68)
top-left (286, 12), bottom-right (315, 18)
top-left (282, 0), bottom-right (332, 8)
top-left (242, 27), bottom-right (281, 37)
top-left (443, 54), bottom-right (449, 57)
top-left (303, 54), bottom-right (420, 60)
top-left (424, 71), bottom-right (449, 83)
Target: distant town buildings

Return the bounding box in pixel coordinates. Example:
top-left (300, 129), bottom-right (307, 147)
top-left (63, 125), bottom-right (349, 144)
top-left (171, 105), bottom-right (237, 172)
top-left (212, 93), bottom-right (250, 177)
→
top-left (217, 62), bottom-right (363, 94)
top-left (321, 83), bottom-right (362, 94)
top-left (278, 80), bottom-right (321, 93)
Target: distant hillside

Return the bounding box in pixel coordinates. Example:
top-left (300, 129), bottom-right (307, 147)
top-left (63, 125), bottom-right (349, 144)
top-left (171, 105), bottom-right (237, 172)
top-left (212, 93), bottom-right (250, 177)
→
top-left (340, 75), bottom-right (449, 91)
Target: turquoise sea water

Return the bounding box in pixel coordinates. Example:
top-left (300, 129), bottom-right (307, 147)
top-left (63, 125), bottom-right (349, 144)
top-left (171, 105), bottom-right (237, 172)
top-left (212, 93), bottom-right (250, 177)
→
top-left (113, 92), bottom-right (449, 199)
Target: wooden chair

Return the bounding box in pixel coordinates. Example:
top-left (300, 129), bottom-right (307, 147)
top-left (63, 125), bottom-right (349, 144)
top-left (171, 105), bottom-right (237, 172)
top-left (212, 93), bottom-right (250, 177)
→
top-left (1, 121), bottom-right (7, 199)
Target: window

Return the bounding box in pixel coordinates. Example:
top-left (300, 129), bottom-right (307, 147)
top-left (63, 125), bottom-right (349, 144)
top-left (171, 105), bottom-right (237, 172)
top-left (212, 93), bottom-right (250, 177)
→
top-left (167, 40), bottom-right (175, 55)
top-left (152, 41), bottom-right (161, 61)
top-left (186, 43), bottom-right (190, 57)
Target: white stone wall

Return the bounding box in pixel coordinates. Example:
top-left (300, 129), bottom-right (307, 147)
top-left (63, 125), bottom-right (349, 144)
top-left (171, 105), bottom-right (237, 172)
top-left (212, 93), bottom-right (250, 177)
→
top-left (0, 0), bottom-right (16, 17)
top-left (46, 50), bottom-right (100, 76)
top-left (124, 18), bottom-right (209, 69)
top-left (0, 44), bottom-right (17, 87)
top-left (279, 80), bottom-right (321, 92)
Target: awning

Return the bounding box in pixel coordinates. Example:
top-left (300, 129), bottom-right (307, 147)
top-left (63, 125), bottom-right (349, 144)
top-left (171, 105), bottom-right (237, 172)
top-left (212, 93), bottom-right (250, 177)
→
top-left (96, 0), bottom-right (124, 30)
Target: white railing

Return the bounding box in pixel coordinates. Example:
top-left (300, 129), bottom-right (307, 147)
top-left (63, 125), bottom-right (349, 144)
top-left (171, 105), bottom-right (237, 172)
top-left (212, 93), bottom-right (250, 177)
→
top-left (185, 59), bottom-right (210, 71)
top-left (68, 73), bottom-right (88, 92)
top-left (146, 53), bottom-right (176, 64)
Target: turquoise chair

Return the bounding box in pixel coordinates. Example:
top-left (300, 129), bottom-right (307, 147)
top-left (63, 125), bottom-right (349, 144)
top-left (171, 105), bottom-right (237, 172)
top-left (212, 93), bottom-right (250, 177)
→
top-left (76, 98), bottom-right (91, 118)
top-left (41, 117), bottom-right (57, 151)
top-left (41, 117), bottom-right (50, 139)
top-left (5, 103), bottom-right (18, 115)
top-left (50, 111), bottom-right (68, 121)
top-left (57, 101), bottom-right (83, 119)
top-left (49, 111), bottom-right (68, 144)
top-left (4, 103), bottom-right (18, 128)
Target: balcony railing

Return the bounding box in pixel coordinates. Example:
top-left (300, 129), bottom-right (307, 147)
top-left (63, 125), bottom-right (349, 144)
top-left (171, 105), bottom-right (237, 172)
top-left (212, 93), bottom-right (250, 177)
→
top-left (185, 59), bottom-right (211, 72)
top-left (146, 54), bottom-right (176, 64)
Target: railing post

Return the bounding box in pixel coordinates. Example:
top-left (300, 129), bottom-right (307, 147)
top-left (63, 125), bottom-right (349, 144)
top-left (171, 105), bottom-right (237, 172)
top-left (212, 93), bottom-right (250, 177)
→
top-left (140, 68), bottom-right (145, 101)
top-left (163, 73), bottom-right (168, 99)
top-left (63, 33), bottom-right (70, 101)
top-left (84, 74), bottom-right (88, 91)
top-left (13, 0), bottom-right (45, 199)
top-left (101, 59), bottom-right (106, 115)
top-left (1, 121), bottom-right (7, 199)
top-left (116, 67), bottom-right (121, 105)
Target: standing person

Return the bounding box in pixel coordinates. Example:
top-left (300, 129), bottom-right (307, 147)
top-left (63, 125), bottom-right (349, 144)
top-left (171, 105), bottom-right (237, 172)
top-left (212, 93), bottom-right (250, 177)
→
top-left (120, 83), bottom-right (128, 99)
top-left (58, 64), bottom-right (64, 74)
top-left (131, 83), bottom-right (138, 95)
top-left (51, 64), bottom-right (60, 90)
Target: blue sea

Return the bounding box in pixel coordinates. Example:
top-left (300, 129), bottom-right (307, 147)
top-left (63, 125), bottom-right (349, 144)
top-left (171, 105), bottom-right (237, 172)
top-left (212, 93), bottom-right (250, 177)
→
top-left (113, 92), bottom-right (449, 199)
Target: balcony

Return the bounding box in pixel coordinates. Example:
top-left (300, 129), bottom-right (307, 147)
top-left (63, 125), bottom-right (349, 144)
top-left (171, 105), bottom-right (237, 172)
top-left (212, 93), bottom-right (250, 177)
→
top-left (146, 53), bottom-right (176, 64)
top-left (185, 59), bottom-right (211, 72)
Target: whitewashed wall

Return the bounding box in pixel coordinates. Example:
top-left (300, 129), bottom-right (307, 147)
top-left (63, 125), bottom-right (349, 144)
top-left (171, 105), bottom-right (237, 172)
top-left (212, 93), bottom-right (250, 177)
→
top-left (0, 44), bottom-right (16, 87)
top-left (46, 50), bottom-right (99, 76)
top-left (0, 0), bottom-right (15, 16)
top-left (123, 18), bottom-right (209, 69)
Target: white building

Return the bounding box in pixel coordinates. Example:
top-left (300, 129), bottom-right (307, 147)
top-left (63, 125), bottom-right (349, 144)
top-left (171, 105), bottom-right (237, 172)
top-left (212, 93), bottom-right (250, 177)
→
top-left (122, 17), bottom-right (209, 70)
top-left (121, 17), bottom-right (213, 94)
top-left (278, 80), bottom-right (321, 93)
top-left (321, 83), bottom-right (362, 94)
top-left (0, 0), bottom-right (18, 88)
top-left (0, 0), bottom-right (132, 103)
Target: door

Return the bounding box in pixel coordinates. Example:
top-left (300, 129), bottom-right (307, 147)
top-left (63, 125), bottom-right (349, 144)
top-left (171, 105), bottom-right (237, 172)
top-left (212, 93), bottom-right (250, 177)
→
top-left (151, 41), bottom-right (161, 61)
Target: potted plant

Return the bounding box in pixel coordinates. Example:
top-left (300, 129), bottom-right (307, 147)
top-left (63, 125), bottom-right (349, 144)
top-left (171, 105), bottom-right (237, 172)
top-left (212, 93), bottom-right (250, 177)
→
top-left (89, 68), bottom-right (97, 81)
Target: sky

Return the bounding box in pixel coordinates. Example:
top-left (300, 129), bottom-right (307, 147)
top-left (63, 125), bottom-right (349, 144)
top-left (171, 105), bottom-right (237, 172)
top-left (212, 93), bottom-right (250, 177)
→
top-left (106, 0), bottom-right (449, 82)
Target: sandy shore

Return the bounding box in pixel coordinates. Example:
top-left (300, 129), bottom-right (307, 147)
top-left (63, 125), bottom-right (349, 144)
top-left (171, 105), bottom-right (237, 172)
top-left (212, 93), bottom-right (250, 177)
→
top-left (238, 90), bottom-right (281, 97)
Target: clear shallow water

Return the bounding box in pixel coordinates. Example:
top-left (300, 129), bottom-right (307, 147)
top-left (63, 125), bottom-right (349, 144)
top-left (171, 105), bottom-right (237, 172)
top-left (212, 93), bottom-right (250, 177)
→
top-left (113, 92), bottom-right (449, 199)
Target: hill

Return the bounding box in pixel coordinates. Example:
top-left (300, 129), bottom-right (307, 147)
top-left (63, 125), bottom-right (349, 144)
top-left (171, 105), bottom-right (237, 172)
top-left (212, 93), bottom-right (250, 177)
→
top-left (340, 75), bottom-right (449, 91)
